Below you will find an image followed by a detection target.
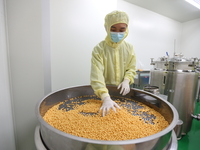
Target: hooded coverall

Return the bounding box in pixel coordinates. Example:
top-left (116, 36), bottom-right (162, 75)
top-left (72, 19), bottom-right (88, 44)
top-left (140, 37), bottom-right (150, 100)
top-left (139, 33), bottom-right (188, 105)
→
top-left (90, 10), bottom-right (136, 99)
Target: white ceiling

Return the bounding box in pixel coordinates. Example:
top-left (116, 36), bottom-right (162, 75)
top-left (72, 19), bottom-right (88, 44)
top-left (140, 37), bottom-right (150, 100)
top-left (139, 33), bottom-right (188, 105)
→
top-left (124, 0), bottom-right (200, 22)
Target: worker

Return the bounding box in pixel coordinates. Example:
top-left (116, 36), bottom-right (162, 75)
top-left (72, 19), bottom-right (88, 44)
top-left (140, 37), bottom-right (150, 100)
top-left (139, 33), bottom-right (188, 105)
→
top-left (90, 10), bottom-right (136, 116)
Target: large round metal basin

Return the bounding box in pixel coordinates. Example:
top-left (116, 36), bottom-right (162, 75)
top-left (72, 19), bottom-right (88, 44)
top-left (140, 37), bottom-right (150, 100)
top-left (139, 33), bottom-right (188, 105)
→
top-left (36, 85), bottom-right (178, 150)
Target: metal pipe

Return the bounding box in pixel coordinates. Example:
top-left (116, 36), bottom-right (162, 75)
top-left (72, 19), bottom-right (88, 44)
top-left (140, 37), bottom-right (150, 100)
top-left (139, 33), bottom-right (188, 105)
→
top-left (191, 114), bottom-right (200, 120)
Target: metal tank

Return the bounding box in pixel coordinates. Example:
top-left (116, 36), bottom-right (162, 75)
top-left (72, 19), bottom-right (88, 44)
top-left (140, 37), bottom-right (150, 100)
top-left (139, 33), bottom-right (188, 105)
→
top-left (149, 55), bottom-right (200, 138)
top-left (36, 85), bottom-right (178, 150)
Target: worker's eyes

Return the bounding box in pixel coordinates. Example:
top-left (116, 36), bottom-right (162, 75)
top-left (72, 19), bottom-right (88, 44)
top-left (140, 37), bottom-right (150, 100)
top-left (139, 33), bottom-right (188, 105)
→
top-left (110, 27), bottom-right (126, 32)
top-left (120, 29), bottom-right (126, 32)
top-left (110, 30), bottom-right (125, 32)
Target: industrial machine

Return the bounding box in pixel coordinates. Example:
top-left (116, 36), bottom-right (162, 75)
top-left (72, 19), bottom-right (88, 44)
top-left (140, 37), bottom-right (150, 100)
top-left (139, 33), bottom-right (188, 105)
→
top-left (132, 70), bottom-right (150, 89)
top-left (149, 55), bottom-right (200, 139)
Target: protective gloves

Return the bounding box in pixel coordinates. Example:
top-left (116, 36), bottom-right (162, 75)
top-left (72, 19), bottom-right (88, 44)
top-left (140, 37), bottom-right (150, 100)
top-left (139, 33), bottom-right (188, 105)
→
top-left (117, 79), bottom-right (130, 96)
top-left (100, 96), bottom-right (120, 117)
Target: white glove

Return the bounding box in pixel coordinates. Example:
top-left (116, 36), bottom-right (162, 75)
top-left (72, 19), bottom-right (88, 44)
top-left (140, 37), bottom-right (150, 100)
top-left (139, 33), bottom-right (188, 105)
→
top-left (100, 96), bottom-right (120, 117)
top-left (117, 79), bottom-right (130, 96)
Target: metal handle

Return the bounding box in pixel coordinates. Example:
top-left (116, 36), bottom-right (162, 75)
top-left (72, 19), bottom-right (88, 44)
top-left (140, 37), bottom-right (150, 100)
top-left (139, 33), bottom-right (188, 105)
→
top-left (150, 58), bottom-right (155, 65)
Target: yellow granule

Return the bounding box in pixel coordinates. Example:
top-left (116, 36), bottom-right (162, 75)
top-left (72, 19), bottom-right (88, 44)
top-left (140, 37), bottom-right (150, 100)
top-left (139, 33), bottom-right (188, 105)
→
top-left (43, 99), bottom-right (169, 141)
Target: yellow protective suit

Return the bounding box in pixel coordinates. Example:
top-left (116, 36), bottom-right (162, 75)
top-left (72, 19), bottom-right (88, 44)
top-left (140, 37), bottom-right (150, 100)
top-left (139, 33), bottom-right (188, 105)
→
top-left (90, 10), bottom-right (136, 99)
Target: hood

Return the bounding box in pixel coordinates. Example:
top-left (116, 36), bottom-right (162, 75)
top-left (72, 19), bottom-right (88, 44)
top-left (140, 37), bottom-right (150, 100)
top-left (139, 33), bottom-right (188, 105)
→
top-left (104, 10), bottom-right (129, 48)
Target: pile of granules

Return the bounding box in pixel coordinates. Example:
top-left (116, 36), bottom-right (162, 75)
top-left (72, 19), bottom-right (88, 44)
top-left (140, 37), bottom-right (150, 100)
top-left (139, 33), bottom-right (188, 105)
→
top-left (43, 98), bottom-right (169, 141)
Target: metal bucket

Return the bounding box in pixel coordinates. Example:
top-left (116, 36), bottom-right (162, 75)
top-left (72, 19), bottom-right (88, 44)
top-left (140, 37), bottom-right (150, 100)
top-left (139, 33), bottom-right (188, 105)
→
top-left (36, 85), bottom-right (178, 150)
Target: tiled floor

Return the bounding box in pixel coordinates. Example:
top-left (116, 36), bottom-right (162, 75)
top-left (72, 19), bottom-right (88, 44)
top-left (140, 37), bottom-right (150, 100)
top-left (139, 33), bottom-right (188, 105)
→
top-left (178, 101), bottom-right (200, 150)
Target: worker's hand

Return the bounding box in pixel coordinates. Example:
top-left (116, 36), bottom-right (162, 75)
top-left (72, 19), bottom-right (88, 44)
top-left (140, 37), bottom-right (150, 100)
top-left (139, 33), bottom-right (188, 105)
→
top-left (117, 79), bottom-right (130, 96)
top-left (100, 96), bottom-right (120, 117)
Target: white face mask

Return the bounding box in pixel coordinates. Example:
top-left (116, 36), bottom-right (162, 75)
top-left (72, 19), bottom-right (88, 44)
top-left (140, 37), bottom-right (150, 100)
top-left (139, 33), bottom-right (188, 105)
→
top-left (110, 32), bottom-right (125, 43)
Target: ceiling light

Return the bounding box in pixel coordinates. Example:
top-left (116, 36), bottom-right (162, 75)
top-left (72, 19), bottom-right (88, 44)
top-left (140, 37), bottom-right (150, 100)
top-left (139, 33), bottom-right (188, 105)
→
top-left (185, 0), bottom-right (200, 9)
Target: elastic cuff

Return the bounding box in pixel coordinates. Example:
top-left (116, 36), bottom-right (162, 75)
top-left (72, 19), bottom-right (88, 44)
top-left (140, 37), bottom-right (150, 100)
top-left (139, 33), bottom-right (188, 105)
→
top-left (124, 78), bottom-right (130, 83)
top-left (100, 93), bottom-right (110, 100)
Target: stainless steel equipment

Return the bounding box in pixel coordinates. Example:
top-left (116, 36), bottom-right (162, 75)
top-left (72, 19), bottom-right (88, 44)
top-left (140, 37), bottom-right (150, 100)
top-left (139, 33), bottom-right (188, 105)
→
top-left (36, 85), bottom-right (178, 150)
top-left (34, 125), bottom-right (178, 150)
top-left (197, 76), bottom-right (200, 101)
top-left (143, 85), bottom-right (159, 95)
top-left (150, 56), bottom-right (200, 137)
top-left (132, 70), bottom-right (150, 89)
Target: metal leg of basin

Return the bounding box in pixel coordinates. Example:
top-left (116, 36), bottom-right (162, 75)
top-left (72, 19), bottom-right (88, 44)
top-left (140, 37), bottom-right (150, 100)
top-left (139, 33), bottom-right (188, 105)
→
top-left (165, 130), bottom-right (178, 150)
